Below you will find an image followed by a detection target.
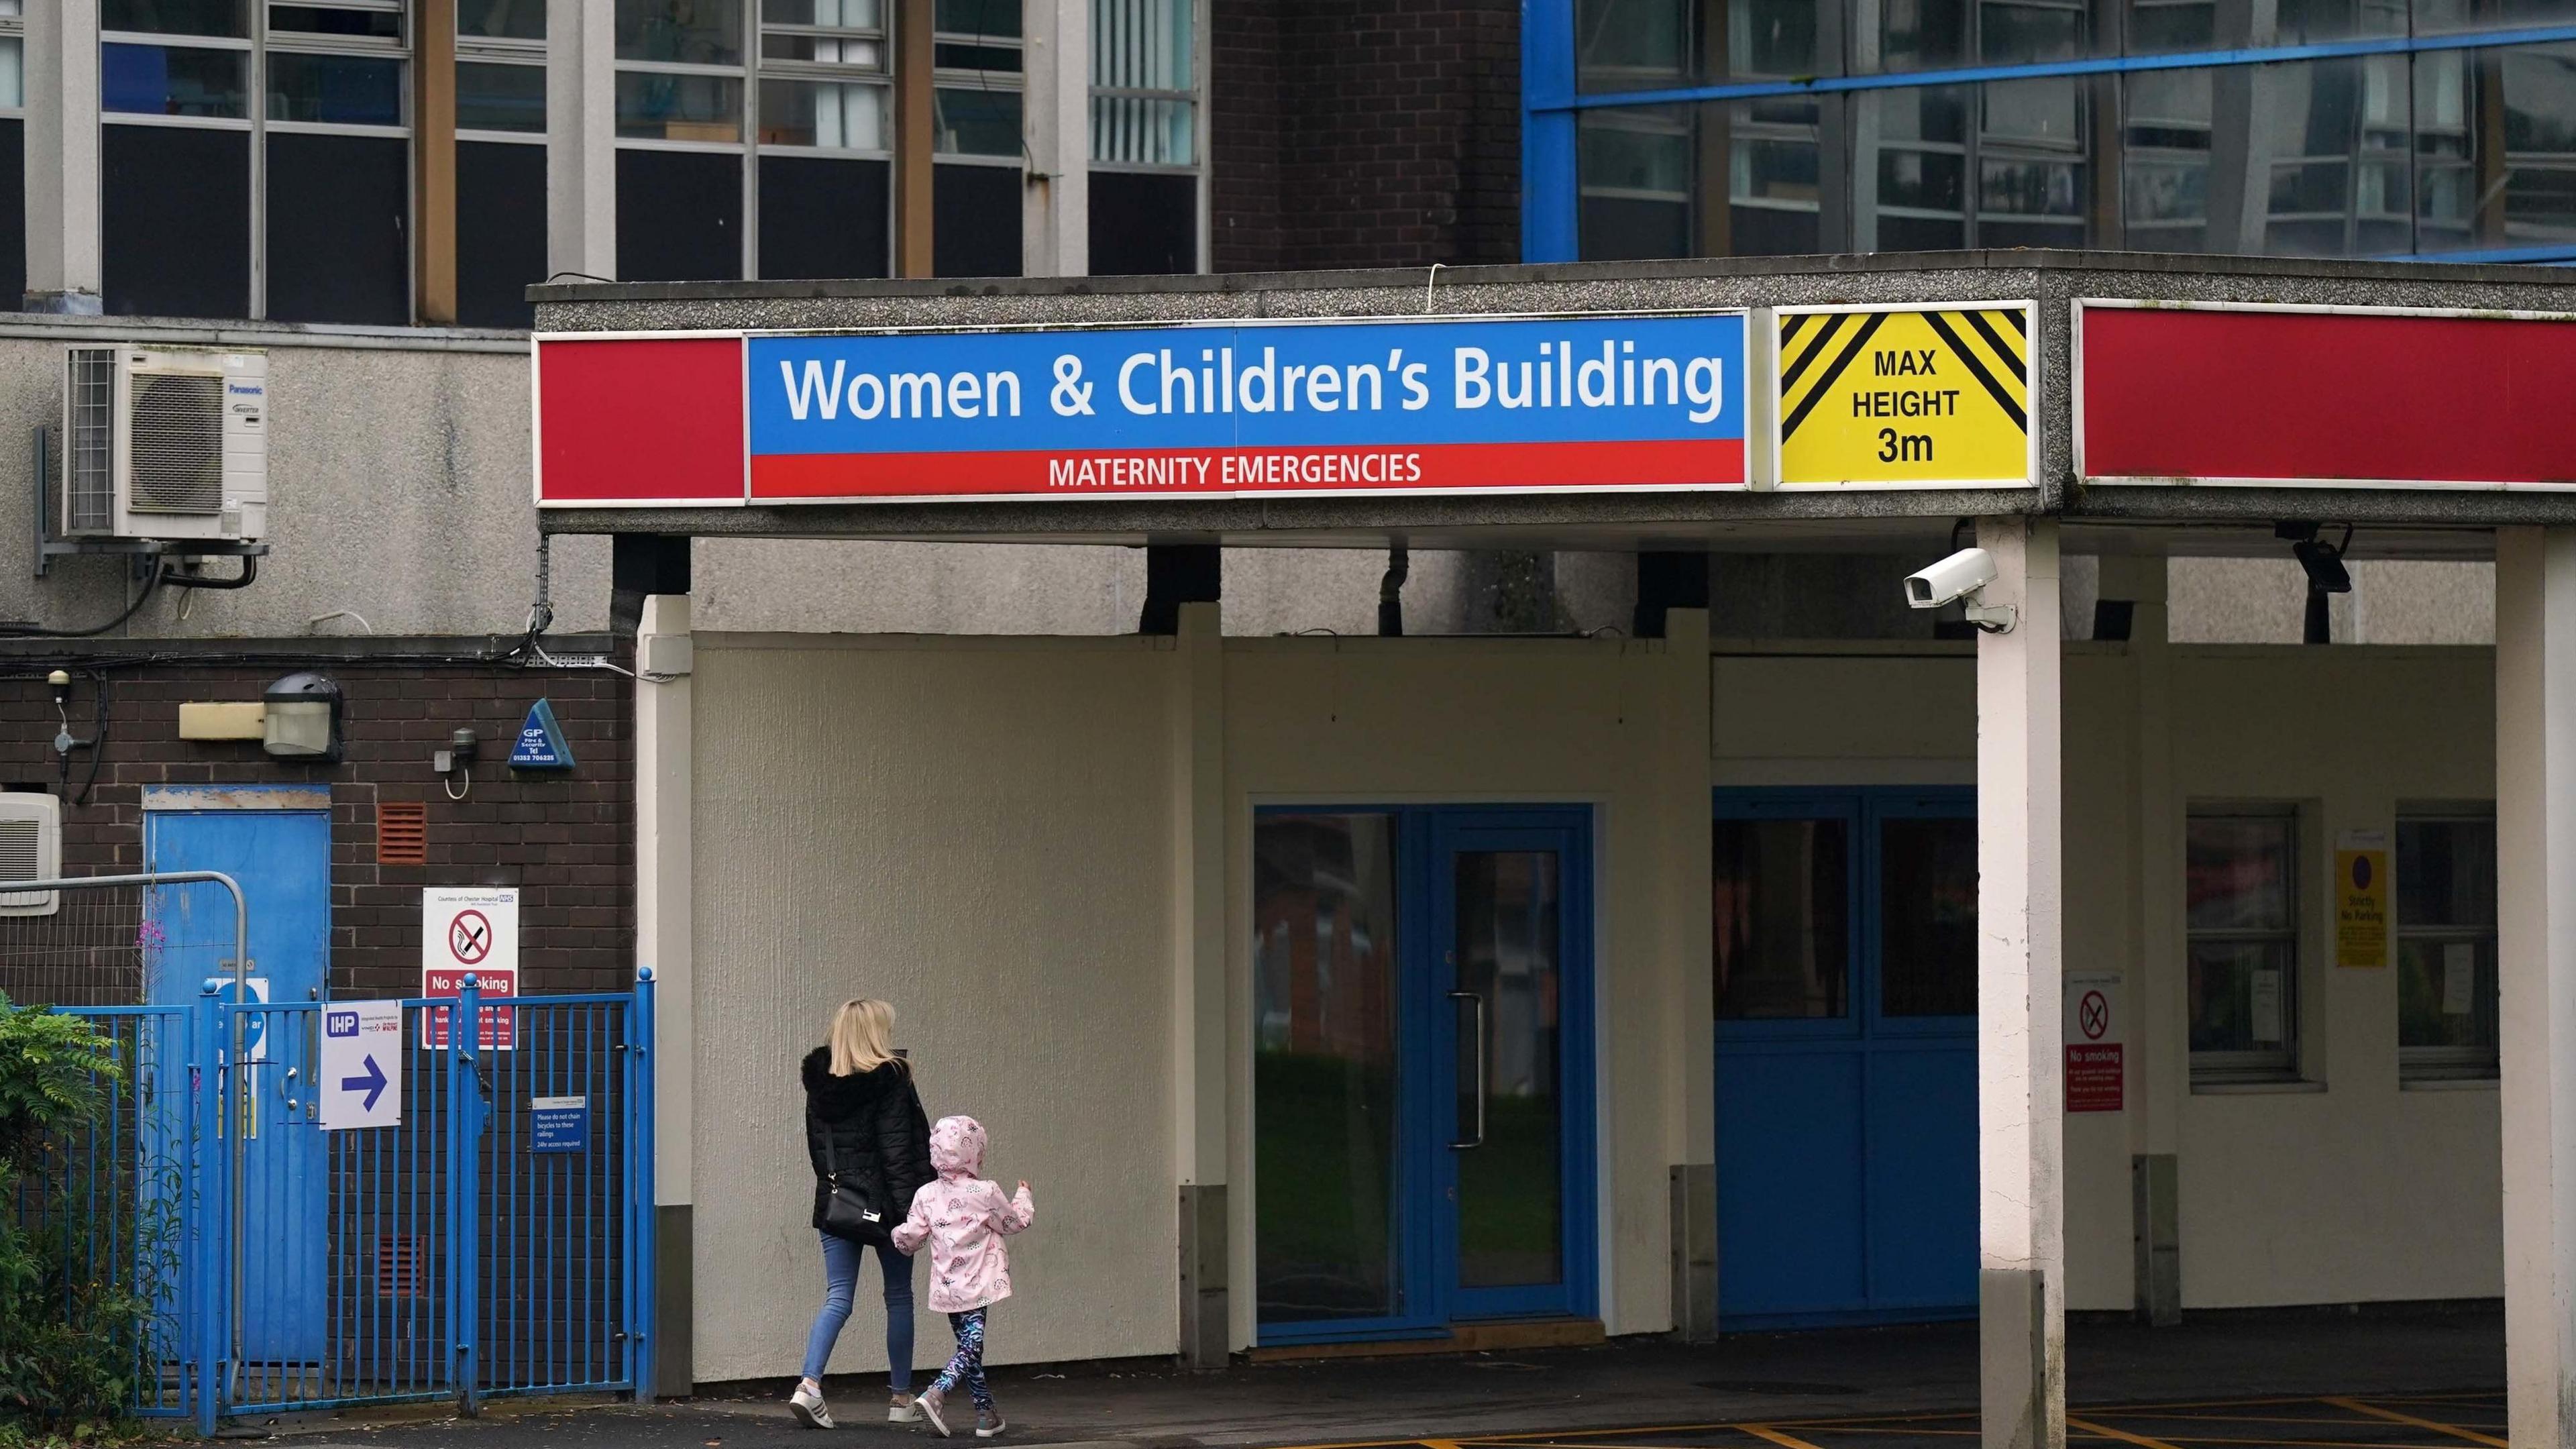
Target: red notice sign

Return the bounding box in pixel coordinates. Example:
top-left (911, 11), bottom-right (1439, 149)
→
top-left (2067, 1044), bottom-right (2124, 1114)
top-left (2063, 973), bottom-right (2124, 1114)
top-left (2078, 301), bottom-right (2576, 488)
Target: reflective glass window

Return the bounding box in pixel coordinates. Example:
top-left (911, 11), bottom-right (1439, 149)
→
top-left (2397, 814), bottom-right (2499, 1079)
top-left (102, 42), bottom-right (250, 117)
top-left (459, 60), bottom-right (545, 131)
top-left (266, 51), bottom-right (403, 125)
top-left (103, 0), bottom-right (248, 36)
top-left (460, 0), bottom-right (545, 38)
top-left (615, 70), bottom-right (744, 140)
top-left (617, 0), bottom-right (745, 64)
top-left (2186, 810), bottom-right (2302, 1080)
top-left (1713, 817), bottom-right (1851, 1020)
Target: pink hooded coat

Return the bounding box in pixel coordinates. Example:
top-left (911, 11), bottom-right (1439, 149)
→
top-left (892, 1115), bottom-right (1034, 1313)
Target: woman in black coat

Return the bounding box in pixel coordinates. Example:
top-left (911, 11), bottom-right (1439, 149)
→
top-left (789, 998), bottom-right (933, 1430)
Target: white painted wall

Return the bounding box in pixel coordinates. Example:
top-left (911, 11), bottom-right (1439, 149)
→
top-left (2167, 646), bottom-right (2501, 1308)
top-left (1218, 627), bottom-right (1714, 1346)
top-left (688, 633), bottom-right (1182, 1382)
top-left (1711, 642), bottom-right (2504, 1316)
top-left (683, 627), bottom-right (2502, 1385)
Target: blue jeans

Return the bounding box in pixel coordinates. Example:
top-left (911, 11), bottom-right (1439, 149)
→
top-left (802, 1232), bottom-right (916, 1388)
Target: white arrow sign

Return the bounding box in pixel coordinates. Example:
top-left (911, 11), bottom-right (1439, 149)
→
top-left (320, 999), bottom-right (404, 1130)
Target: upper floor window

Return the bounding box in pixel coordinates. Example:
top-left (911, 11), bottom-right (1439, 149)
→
top-left (101, 0), bottom-right (412, 324)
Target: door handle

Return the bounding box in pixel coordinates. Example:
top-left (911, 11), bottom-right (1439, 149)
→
top-left (1448, 989), bottom-right (1486, 1150)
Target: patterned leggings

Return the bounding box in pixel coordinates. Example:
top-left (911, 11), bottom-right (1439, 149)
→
top-left (930, 1309), bottom-right (993, 1411)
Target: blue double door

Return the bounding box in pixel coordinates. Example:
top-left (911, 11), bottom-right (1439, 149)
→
top-left (1250, 806), bottom-right (1598, 1342)
top-left (142, 788), bottom-right (334, 1365)
top-left (1714, 788), bottom-right (1979, 1326)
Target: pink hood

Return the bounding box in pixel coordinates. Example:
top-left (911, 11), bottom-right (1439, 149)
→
top-left (930, 1114), bottom-right (987, 1179)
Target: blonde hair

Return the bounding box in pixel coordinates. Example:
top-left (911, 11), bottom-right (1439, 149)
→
top-left (828, 998), bottom-right (902, 1077)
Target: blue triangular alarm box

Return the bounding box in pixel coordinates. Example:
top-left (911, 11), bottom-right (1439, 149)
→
top-left (511, 698), bottom-right (576, 770)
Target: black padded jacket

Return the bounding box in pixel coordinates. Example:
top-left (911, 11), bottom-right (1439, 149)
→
top-left (802, 1048), bottom-right (933, 1238)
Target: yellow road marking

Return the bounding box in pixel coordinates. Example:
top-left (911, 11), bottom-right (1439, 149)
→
top-left (2068, 1415), bottom-right (2188, 1449)
top-left (1739, 1426), bottom-right (1832, 1449)
top-left (2322, 1398), bottom-right (2508, 1449)
top-left (2328, 1392), bottom-right (2504, 1433)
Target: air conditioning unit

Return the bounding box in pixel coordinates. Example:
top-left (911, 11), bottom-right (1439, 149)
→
top-left (0, 792), bottom-right (62, 917)
top-left (61, 345), bottom-right (268, 543)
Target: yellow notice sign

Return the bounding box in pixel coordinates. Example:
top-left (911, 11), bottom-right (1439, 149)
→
top-left (1774, 304), bottom-right (2036, 488)
top-left (2335, 828), bottom-right (2390, 969)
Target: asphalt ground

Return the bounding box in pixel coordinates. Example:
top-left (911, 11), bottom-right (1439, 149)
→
top-left (233, 1309), bottom-right (2506, 1449)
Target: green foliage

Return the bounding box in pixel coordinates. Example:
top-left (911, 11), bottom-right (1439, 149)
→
top-left (0, 992), bottom-right (165, 1439)
top-left (0, 1002), bottom-right (115, 1169)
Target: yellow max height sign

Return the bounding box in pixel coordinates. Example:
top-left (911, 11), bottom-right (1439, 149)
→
top-left (2335, 828), bottom-right (2390, 969)
top-left (1775, 303), bottom-right (2037, 488)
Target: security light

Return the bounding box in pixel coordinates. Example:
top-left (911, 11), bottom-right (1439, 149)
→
top-left (264, 672), bottom-right (343, 764)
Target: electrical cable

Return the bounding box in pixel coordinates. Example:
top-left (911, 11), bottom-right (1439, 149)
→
top-left (74, 670), bottom-right (109, 809)
top-left (1, 557), bottom-right (169, 638)
top-left (164, 555), bottom-right (260, 590)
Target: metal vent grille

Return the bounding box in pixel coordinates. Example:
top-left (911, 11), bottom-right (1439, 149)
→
top-left (125, 372), bottom-right (225, 515)
top-left (65, 348), bottom-right (115, 532)
top-left (377, 1234), bottom-right (425, 1297)
top-left (0, 816), bottom-right (42, 909)
top-left (377, 802), bottom-right (427, 866)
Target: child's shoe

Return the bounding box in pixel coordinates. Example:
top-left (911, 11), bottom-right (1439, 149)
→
top-left (890, 1391), bottom-right (921, 1423)
top-left (976, 1409), bottom-right (1008, 1438)
top-left (918, 1386), bottom-right (953, 1437)
top-left (788, 1381), bottom-right (833, 1430)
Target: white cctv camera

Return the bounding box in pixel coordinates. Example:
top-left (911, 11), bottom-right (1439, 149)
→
top-left (1903, 547), bottom-right (2017, 632)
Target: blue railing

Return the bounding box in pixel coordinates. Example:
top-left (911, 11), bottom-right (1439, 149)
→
top-left (43, 971), bottom-right (655, 1432)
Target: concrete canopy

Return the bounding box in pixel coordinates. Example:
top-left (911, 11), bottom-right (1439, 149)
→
top-left (531, 250), bottom-right (2576, 559)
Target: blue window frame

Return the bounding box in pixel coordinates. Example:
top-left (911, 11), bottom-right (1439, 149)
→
top-left (1252, 804), bottom-right (1599, 1344)
top-left (1523, 0), bottom-right (2576, 265)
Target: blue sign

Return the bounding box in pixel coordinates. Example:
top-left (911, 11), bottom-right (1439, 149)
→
top-left (531, 1095), bottom-right (586, 1153)
top-left (742, 313), bottom-right (1752, 502)
top-left (511, 698), bottom-right (576, 771)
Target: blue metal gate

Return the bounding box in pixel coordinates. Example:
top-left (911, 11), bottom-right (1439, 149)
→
top-left (50, 972), bottom-right (656, 1430)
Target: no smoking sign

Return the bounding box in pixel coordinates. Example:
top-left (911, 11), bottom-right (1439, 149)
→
top-left (421, 888), bottom-right (519, 1051)
top-left (2064, 972), bottom-right (2123, 1113)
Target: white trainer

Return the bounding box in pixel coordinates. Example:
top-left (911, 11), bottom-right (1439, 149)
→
top-left (789, 1383), bottom-right (834, 1430)
top-left (890, 1392), bottom-right (922, 1423)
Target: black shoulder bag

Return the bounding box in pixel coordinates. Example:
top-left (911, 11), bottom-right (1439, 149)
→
top-left (821, 1137), bottom-right (892, 1246)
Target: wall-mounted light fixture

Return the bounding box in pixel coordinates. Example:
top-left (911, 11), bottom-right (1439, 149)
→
top-left (262, 672), bottom-right (343, 764)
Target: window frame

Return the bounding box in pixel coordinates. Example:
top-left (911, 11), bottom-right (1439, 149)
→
top-left (2185, 803), bottom-right (2306, 1085)
top-left (2396, 805), bottom-right (2501, 1083)
top-left (100, 0), bottom-right (413, 321)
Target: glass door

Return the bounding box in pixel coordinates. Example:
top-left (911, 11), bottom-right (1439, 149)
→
top-left (1435, 811), bottom-right (1597, 1322)
top-left (1252, 806), bottom-right (1597, 1342)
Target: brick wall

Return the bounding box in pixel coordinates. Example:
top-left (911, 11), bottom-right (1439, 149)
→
top-left (0, 648), bottom-right (632, 1002)
top-left (1212, 0), bottom-right (1522, 272)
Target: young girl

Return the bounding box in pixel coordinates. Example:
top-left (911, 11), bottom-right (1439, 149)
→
top-left (892, 1116), bottom-right (1034, 1439)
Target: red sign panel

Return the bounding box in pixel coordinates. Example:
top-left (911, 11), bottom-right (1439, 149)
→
top-left (536, 337), bottom-right (745, 506)
top-left (420, 967), bottom-right (517, 1051)
top-left (2066, 1043), bottom-right (2123, 1113)
top-left (2079, 302), bottom-right (2576, 488)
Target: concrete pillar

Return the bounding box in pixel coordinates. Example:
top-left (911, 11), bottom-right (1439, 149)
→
top-left (1660, 606), bottom-right (1718, 1341)
top-left (1170, 601), bottom-right (1228, 1365)
top-left (548, 0), bottom-right (617, 282)
top-left (637, 593), bottom-right (695, 1395)
top-left (2495, 527), bottom-right (2576, 1449)
top-left (1022, 0), bottom-right (1091, 277)
top-left (1976, 518), bottom-right (2065, 1449)
top-left (2100, 554), bottom-right (2182, 1326)
top-left (23, 0), bottom-right (103, 314)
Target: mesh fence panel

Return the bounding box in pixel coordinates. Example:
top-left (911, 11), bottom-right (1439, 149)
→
top-left (0, 879), bottom-right (241, 1009)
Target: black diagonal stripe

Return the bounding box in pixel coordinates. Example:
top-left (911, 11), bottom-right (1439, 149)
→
top-left (1780, 312), bottom-right (1849, 397)
top-left (1925, 309), bottom-right (2026, 433)
top-left (1780, 311), bottom-right (1889, 440)
top-left (1782, 312), bottom-right (1811, 348)
top-left (1962, 307), bottom-right (2025, 376)
top-left (1996, 306), bottom-right (2027, 339)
